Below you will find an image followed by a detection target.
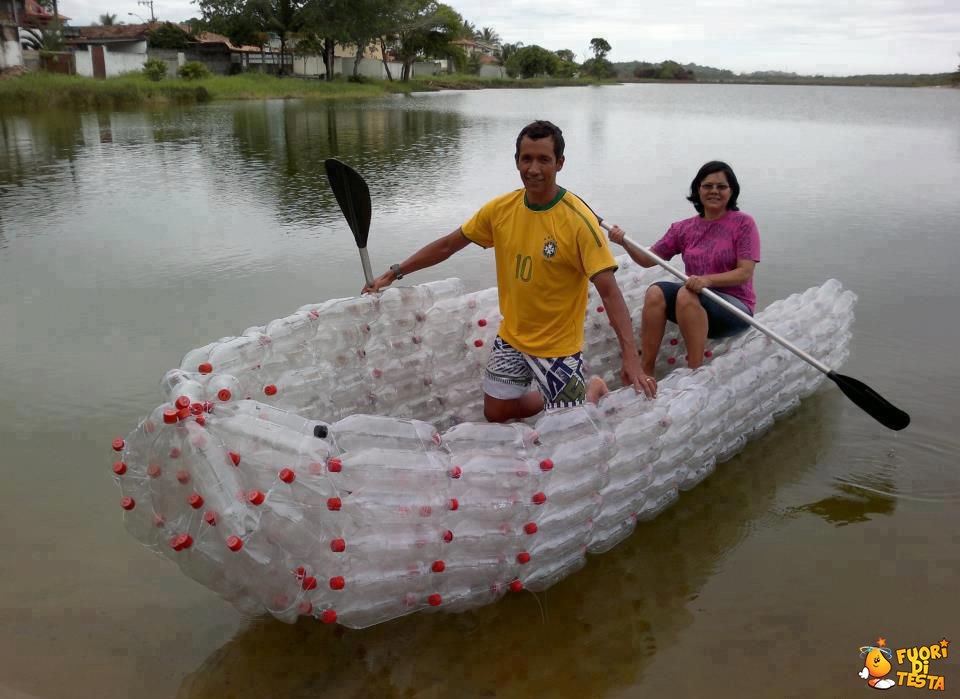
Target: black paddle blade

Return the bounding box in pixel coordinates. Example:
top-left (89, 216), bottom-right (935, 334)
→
top-left (324, 158), bottom-right (371, 249)
top-left (828, 371), bottom-right (910, 431)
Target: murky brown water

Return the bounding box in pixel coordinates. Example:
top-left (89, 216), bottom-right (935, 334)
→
top-left (1, 84), bottom-right (958, 698)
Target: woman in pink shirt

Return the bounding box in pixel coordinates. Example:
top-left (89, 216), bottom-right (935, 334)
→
top-left (608, 161), bottom-right (760, 375)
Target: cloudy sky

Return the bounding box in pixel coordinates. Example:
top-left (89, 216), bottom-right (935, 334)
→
top-left (61, 0), bottom-right (960, 75)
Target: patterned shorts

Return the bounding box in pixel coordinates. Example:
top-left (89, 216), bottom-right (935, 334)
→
top-left (482, 336), bottom-right (586, 410)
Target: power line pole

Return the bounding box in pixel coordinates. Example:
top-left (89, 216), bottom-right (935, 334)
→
top-left (137, 0), bottom-right (155, 22)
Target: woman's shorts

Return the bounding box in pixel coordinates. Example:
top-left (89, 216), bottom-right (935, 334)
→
top-left (482, 336), bottom-right (586, 409)
top-left (652, 281), bottom-right (753, 339)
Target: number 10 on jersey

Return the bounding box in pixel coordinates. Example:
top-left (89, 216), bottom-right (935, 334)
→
top-left (515, 254), bottom-right (532, 282)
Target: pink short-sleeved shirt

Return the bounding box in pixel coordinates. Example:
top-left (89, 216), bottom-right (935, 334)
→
top-left (650, 210), bottom-right (761, 312)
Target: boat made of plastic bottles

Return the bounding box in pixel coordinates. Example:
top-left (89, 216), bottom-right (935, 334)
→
top-left (110, 256), bottom-right (856, 628)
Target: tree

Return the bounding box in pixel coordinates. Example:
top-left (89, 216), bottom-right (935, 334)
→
top-left (389, 0), bottom-right (462, 81)
top-left (589, 37), bottom-right (611, 61)
top-left (497, 40), bottom-right (522, 63)
top-left (555, 49), bottom-right (575, 63)
top-left (581, 56), bottom-right (615, 79)
top-left (146, 22), bottom-right (193, 49)
top-left (505, 44), bottom-right (559, 79)
top-left (478, 26), bottom-right (499, 44)
top-left (247, 0), bottom-right (307, 75)
top-left (98, 13), bottom-right (117, 25)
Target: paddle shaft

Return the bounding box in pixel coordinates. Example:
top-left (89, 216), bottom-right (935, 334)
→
top-left (605, 224), bottom-right (833, 376)
top-left (359, 248), bottom-right (374, 287)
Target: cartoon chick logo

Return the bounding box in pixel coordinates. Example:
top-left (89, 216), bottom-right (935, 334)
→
top-left (858, 637), bottom-right (950, 691)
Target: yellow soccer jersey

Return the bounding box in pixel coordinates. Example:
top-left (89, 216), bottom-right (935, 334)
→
top-left (461, 187), bottom-right (617, 357)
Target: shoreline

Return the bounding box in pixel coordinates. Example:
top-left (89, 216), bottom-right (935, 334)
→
top-left (1, 72), bottom-right (954, 113)
top-left (0, 72), bottom-right (608, 112)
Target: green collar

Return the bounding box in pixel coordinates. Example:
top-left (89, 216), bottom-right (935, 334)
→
top-left (525, 187), bottom-right (566, 211)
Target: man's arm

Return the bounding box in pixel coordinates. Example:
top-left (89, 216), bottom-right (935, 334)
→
top-left (362, 228), bottom-right (473, 293)
top-left (591, 269), bottom-right (656, 398)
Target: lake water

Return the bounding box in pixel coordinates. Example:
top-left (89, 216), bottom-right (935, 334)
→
top-left (1, 83), bottom-right (958, 698)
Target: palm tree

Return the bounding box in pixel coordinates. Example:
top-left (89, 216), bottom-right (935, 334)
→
top-left (479, 26), bottom-right (499, 45)
top-left (98, 13), bottom-right (117, 25)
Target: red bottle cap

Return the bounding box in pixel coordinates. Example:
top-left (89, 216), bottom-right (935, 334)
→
top-left (327, 497), bottom-right (341, 511)
top-left (596, 306), bottom-right (605, 312)
top-left (112, 461), bottom-right (127, 476)
top-left (327, 458), bottom-right (342, 473)
top-left (203, 511), bottom-right (217, 526)
top-left (169, 447), bottom-right (181, 459)
top-left (329, 576), bottom-right (345, 590)
top-left (263, 384), bottom-right (277, 396)
top-left (509, 580), bottom-right (524, 592)
top-left (171, 534), bottom-right (193, 551)
top-left (298, 601), bottom-right (313, 616)
top-left (667, 357), bottom-right (676, 365)
top-left (539, 459), bottom-right (554, 471)
top-left (320, 609), bottom-right (337, 624)
top-left (474, 339), bottom-right (484, 347)
top-left (448, 498), bottom-right (459, 511)
top-left (477, 319), bottom-right (487, 327)
top-left (523, 522), bottom-right (538, 535)
top-left (120, 496), bottom-right (135, 510)
top-left (195, 415), bottom-right (206, 426)
top-left (449, 466), bottom-right (462, 479)
top-left (190, 402), bottom-right (204, 415)
top-left (330, 538), bottom-right (346, 553)
top-left (188, 493), bottom-right (204, 509)
top-left (176, 469), bottom-right (191, 484)
top-left (228, 452), bottom-right (241, 466)
top-left (279, 468), bottom-right (295, 483)
top-left (419, 505), bottom-right (432, 517)
top-left (163, 409), bottom-right (178, 424)
top-left (198, 362), bottom-right (213, 374)
top-left (670, 338), bottom-right (678, 345)
top-left (111, 438), bottom-right (125, 451)
top-left (147, 463), bottom-right (162, 478)
top-left (516, 551), bottom-right (531, 564)
top-left (217, 388), bottom-right (232, 402)
top-left (302, 576), bottom-right (317, 590)
top-left (704, 350), bottom-right (713, 358)
top-left (427, 594), bottom-right (442, 607)
top-left (227, 535), bottom-right (243, 551)
top-left (247, 490), bottom-right (265, 505)
top-left (431, 560), bottom-right (445, 573)
top-left (175, 395), bottom-right (190, 410)
top-left (532, 492), bottom-right (547, 505)
top-left (443, 530), bottom-right (453, 543)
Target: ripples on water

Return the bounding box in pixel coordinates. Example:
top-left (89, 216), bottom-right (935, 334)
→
top-left (1, 84), bottom-right (958, 699)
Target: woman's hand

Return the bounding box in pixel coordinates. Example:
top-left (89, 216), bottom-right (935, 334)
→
top-left (685, 275), bottom-right (711, 293)
top-left (362, 269), bottom-right (396, 295)
top-left (607, 224), bottom-right (626, 246)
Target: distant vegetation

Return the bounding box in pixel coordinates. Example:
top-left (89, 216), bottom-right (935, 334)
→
top-left (613, 60), bottom-right (956, 87)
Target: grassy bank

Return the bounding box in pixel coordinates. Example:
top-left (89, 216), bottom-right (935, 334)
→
top-left (0, 71), bottom-right (607, 112)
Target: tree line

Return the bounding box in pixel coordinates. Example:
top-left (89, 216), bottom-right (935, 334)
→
top-left (190, 0), bottom-right (618, 81)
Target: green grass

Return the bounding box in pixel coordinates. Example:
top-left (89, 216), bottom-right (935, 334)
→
top-left (0, 70), bottom-right (607, 112)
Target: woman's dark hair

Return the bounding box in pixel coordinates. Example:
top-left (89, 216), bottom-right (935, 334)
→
top-left (515, 120), bottom-right (565, 162)
top-left (687, 160), bottom-right (740, 216)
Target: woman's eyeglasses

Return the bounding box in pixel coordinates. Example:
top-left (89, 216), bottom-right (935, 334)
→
top-left (700, 183), bottom-right (730, 191)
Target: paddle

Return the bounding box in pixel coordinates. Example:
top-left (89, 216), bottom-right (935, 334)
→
top-left (600, 221), bottom-right (910, 431)
top-left (324, 158), bottom-right (374, 287)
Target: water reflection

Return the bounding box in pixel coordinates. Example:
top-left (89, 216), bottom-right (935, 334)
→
top-left (177, 397), bottom-right (834, 699)
top-left (791, 481), bottom-right (897, 526)
top-left (225, 100), bottom-right (468, 226)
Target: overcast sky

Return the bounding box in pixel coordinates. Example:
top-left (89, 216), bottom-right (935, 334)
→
top-left (60, 0), bottom-right (960, 75)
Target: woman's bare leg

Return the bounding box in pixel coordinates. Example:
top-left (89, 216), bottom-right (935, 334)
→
top-left (676, 287), bottom-right (708, 369)
top-left (640, 285), bottom-right (667, 376)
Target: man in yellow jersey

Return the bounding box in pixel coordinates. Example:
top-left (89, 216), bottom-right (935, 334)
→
top-left (363, 120), bottom-right (655, 422)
